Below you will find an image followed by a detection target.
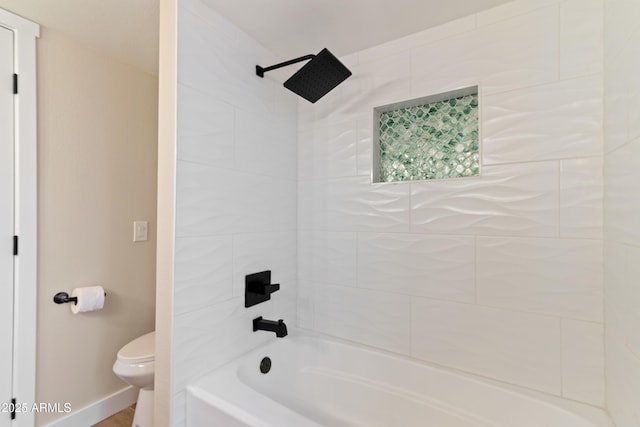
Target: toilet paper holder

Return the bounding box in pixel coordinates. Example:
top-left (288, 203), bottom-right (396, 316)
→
top-left (53, 291), bottom-right (106, 305)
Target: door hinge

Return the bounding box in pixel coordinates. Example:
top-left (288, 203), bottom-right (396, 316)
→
top-left (13, 74), bottom-right (18, 94)
top-left (13, 235), bottom-right (18, 256)
top-left (10, 398), bottom-right (16, 420)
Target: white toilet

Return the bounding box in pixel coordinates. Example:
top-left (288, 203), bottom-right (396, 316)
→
top-left (113, 331), bottom-right (155, 427)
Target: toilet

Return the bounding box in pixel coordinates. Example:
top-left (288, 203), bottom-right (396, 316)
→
top-left (113, 331), bottom-right (155, 427)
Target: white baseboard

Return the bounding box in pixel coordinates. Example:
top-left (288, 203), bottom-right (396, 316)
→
top-left (43, 386), bottom-right (138, 427)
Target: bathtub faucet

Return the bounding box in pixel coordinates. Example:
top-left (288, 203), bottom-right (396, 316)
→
top-left (253, 316), bottom-right (288, 338)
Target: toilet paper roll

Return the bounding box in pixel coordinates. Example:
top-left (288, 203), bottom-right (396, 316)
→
top-left (70, 286), bottom-right (105, 314)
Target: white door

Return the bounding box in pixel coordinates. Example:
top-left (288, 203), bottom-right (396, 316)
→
top-left (0, 25), bottom-right (14, 427)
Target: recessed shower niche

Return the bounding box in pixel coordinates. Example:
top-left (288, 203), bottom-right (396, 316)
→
top-left (373, 86), bottom-right (480, 183)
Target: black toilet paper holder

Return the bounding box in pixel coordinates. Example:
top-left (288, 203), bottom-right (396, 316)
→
top-left (53, 291), bottom-right (106, 305)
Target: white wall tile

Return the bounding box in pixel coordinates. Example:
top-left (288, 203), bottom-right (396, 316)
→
top-left (604, 1), bottom-right (640, 420)
top-left (299, 177), bottom-right (411, 232)
top-left (297, 88), bottom-right (345, 133)
top-left (338, 52), bottom-right (358, 69)
top-left (604, 0), bottom-right (640, 61)
top-left (626, 37), bottom-right (640, 143)
top-left (291, 0), bottom-right (608, 404)
top-left (172, 298), bottom-right (270, 392)
top-left (356, 118), bottom-right (374, 177)
top-left (271, 282), bottom-right (298, 328)
top-left (233, 174), bottom-right (297, 233)
top-left (604, 52), bottom-right (630, 153)
top-left (477, 237), bottom-right (602, 321)
top-left (235, 108), bottom-right (297, 180)
top-left (336, 52), bottom-right (412, 123)
top-left (232, 231), bottom-right (297, 298)
top-left (560, 158), bottom-right (603, 238)
top-left (603, 242), bottom-right (637, 419)
top-left (298, 231), bottom-right (357, 286)
top-left (604, 241), bottom-right (630, 311)
top-left (606, 243), bottom-right (640, 361)
top-left (297, 282), bottom-right (316, 331)
top-left (172, 391), bottom-right (186, 427)
top-left (562, 320), bottom-right (604, 406)
top-left (270, 177), bottom-right (299, 233)
top-left (411, 298), bottom-right (562, 394)
top-left (625, 245), bottom-right (640, 360)
top-left (300, 53), bottom-right (411, 130)
top-left (298, 120), bottom-right (358, 180)
top-left (476, 0), bottom-right (560, 27)
top-left (177, 4), bottom-right (279, 116)
top-left (358, 233), bottom-right (475, 302)
top-left (559, 0), bottom-right (604, 79)
top-left (412, 7), bottom-right (558, 97)
top-left (605, 323), bottom-right (640, 426)
top-left (411, 162), bottom-right (558, 237)
top-left (176, 163), bottom-right (296, 236)
top-left (174, 235), bottom-right (233, 316)
top-left (605, 137), bottom-right (640, 246)
top-left (174, 2), bottom-right (298, 407)
top-left (312, 284), bottom-right (411, 354)
top-left (357, 15), bottom-right (476, 65)
top-left (177, 84), bottom-right (234, 168)
top-left (230, 173), bottom-right (276, 233)
top-left (175, 161), bottom-right (236, 237)
top-left (483, 76), bottom-right (603, 164)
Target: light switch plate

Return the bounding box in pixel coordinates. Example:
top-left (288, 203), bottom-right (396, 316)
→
top-left (133, 221), bottom-right (148, 242)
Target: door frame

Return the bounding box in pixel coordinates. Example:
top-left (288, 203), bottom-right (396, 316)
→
top-left (0, 8), bottom-right (38, 427)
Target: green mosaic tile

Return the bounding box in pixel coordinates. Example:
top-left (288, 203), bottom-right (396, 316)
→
top-left (378, 94), bottom-right (479, 182)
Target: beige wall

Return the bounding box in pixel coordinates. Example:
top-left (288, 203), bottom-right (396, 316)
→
top-left (36, 28), bottom-right (158, 426)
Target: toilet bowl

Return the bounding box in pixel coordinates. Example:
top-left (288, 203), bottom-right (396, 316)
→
top-left (113, 331), bottom-right (155, 427)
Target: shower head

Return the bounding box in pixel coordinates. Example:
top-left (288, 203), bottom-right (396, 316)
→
top-left (283, 49), bottom-right (352, 103)
top-left (256, 48), bottom-right (352, 103)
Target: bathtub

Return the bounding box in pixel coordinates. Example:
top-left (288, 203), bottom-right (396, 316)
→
top-left (186, 331), bottom-right (614, 427)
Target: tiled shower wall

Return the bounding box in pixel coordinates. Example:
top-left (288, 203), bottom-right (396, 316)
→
top-left (171, 1), bottom-right (298, 425)
top-left (604, 0), bottom-right (640, 425)
top-left (298, 0), bottom-right (605, 406)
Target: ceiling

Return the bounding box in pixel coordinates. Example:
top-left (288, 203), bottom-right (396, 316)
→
top-left (0, 0), bottom-right (513, 75)
top-left (203, 0), bottom-right (513, 59)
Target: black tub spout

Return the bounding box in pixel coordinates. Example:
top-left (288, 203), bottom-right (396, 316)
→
top-left (253, 317), bottom-right (288, 338)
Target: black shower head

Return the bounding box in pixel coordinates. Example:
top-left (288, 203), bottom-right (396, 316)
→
top-left (283, 49), bottom-right (352, 103)
top-left (256, 48), bottom-right (352, 103)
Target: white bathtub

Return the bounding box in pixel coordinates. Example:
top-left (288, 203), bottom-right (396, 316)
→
top-left (186, 331), bottom-right (614, 427)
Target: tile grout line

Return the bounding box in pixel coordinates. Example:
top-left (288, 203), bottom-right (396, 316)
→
top-left (474, 236), bottom-right (478, 304)
top-left (560, 318), bottom-right (565, 398)
top-left (558, 160), bottom-right (562, 238)
top-left (409, 296), bottom-right (413, 357)
top-left (298, 154), bottom-right (605, 184)
top-left (408, 183), bottom-right (413, 233)
top-left (558, 1), bottom-right (562, 81)
top-left (355, 231), bottom-right (360, 288)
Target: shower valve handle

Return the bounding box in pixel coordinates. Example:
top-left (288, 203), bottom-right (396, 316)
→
top-left (245, 270), bottom-right (280, 307)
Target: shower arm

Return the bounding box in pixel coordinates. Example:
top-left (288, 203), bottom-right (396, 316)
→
top-left (256, 54), bottom-right (316, 78)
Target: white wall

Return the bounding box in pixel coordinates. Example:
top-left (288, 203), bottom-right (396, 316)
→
top-left (298, 0), bottom-right (605, 406)
top-left (604, 0), bottom-right (640, 424)
top-left (154, 0), bottom-right (177, 425)
top-left (167, 1), bottom-right (298, 425)
top-left (36, 28), bottom-right (158, 425)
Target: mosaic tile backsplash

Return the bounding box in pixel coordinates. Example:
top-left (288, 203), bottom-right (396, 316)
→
top-left (378, 93), bottom-right (479, 182)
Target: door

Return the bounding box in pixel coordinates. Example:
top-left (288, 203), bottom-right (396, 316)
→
top-left (0, 25), bottom-right (14, 427)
